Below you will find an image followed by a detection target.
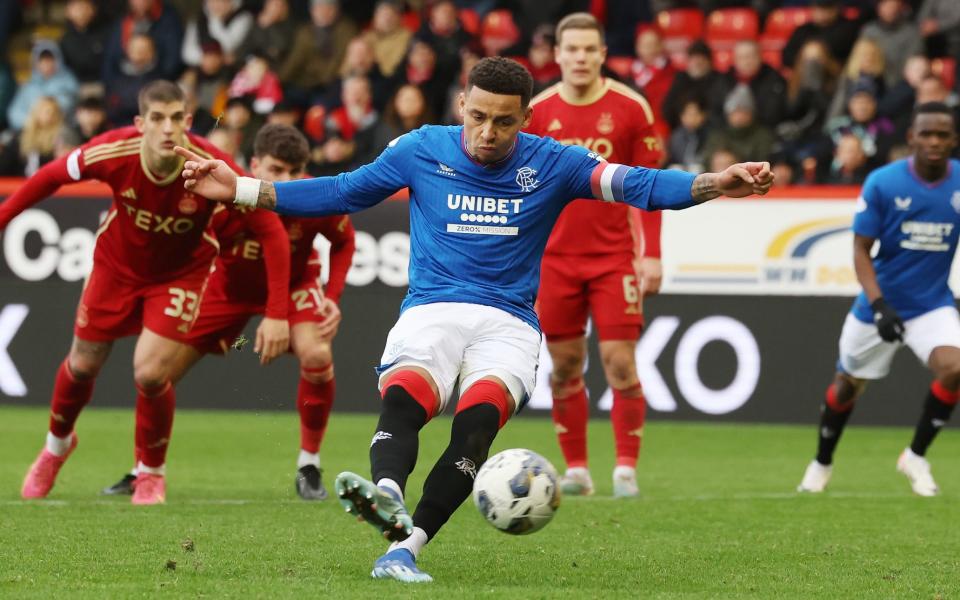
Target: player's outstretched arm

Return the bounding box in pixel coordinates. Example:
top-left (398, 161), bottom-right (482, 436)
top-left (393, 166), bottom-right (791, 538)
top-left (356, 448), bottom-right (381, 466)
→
top-left (0, 157), bottom-right (78, 230)
top-left (690, 162), bottom-right (774, 202)
top-left (853, 233), bottom-right (904, 342)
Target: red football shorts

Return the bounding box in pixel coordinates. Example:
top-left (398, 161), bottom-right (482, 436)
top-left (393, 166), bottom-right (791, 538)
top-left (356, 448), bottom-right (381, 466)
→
top-left (74, 260), bottom-right (213, 342)
top-left (537, 252), bottom-right (643, 342)
top-left (185, 277), bottom-right (329, 355)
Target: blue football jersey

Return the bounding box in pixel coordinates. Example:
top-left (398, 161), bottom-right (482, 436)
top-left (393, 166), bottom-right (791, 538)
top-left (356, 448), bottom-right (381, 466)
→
top-left (273, 125), bottom-right (697, 330)
top-left (851, 158), bottom-right (960, 323)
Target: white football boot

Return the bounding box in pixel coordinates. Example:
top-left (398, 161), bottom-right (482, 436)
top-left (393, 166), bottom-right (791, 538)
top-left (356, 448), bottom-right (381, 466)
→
top-left (612, 465), bottom-right (639, 498)
top-left (896, 448), bottom-right (939, 497)
top-left (797, 460), bottom-right (833, 493)
top-left (559, 467), bottom-right (594, 496)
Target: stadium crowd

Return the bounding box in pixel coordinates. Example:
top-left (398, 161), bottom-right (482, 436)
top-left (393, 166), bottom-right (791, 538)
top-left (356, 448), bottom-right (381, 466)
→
top-left (0, 0), bottom-right (957, 184)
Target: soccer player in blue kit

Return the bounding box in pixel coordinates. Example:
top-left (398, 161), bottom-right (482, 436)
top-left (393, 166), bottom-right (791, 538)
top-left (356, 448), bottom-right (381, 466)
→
top-left (175, 57), bottom-right (774, 583)
top-left (799, 103), bottom-right (960, 497)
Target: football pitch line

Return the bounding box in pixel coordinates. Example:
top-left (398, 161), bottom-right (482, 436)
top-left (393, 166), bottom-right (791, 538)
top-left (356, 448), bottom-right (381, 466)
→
top-left (0, 490), bottom-right (912, 507)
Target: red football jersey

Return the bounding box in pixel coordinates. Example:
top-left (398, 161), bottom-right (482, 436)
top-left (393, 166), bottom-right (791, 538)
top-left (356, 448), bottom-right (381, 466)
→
top-left (0, 126), bottom-right (237, 283)
top-left (526, 79), bottom-right (663, 256)
top-left (211, 211), bottom-right (356, 306)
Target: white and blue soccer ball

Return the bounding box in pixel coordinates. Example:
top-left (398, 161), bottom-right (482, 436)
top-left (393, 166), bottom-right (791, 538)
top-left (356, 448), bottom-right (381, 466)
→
top-left (472, 448), bottom-right (560, 535)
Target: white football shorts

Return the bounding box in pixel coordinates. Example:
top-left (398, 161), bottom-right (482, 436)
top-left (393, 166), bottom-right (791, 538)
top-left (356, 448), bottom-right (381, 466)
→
top-left (838, 306), bottom-right (960, 379)
top-left (377, 302), bottom-right (542, 415)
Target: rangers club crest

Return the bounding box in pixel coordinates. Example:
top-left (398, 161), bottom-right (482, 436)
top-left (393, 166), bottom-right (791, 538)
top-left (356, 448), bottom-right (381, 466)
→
top-left (516, 166), bottom-right (539, 192)
top-left (597, 112), bottom-right (614, 134)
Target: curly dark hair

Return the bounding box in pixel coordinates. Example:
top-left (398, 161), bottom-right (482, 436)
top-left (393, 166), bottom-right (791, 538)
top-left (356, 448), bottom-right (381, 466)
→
top-left (467, 57), bottom-right (534, 108)
top-left (253, 123), bottom-right (310, 167)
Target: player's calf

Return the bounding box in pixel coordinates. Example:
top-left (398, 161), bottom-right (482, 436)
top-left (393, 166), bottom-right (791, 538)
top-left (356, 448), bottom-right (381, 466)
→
top-left (370, 370), bottom-right (436, 493)
top-left (411, 384), bottom-right (507, 540)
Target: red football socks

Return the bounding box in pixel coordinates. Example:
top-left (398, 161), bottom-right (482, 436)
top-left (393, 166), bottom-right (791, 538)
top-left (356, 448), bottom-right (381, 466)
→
top-left (135, 381), bottom-right (175, 468)
top-left (552, 377), bottom-right (589, 468)
top-left (612, 383), bottom-right (646, 467)
top-left (298, 367), bottom-right (335, 453)
top-left (48, 358), bottom-right (95, 438)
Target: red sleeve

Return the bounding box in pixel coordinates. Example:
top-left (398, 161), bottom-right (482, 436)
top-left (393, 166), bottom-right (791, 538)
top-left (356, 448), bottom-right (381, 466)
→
top-left (0, 155), bottom-right (76, 229)
top-left (240, 207), bottom-right (291, 319)
top-left (320, 215), bottom-right (355, 304)
top-left (638, 208), bottom-right (662, 259)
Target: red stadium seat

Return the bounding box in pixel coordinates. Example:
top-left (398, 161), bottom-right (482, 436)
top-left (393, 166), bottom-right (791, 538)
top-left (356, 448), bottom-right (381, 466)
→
top-left (459, 8), bottom-right (480, 36)
top-left (606, 56), bottom-right (634, 80)
top-left (760, 7), bottom-right (811, 70)
top-left (656, 9), bottom-right (705, 61)
top-left (401, 11), bottom-right (421, 33)
top-left (932, 57), bottom-right (957, 92)
top-left (706, 8), bottom-right (759, 52)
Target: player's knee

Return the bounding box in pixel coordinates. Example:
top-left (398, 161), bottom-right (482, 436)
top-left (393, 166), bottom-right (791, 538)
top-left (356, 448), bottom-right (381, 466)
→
top-left (298, 345), bottom-right (333, 379)
top-left (133, 363), bottom-right (171, 394)
top-left (601, 350), bottom-right (638, 389)
top-left (938, 362), bottom-right (960, 389)
top-left (550, 350), bottom-right (584, 384)
top-left (301, 362), bottom-right (334, 384)
top-left (67, 355), bottom-right (103, 380)
top-left (831, 373), bottom-right (866, 408)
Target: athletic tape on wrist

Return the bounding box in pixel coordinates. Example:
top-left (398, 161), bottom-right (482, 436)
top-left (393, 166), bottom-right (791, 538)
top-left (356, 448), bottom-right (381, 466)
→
top-left (234, 176), bottom-right (262, 207)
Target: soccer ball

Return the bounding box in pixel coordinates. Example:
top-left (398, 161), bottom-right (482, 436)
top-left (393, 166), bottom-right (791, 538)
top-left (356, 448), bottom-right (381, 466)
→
top-left (472, 448), bottom-right (560, 535)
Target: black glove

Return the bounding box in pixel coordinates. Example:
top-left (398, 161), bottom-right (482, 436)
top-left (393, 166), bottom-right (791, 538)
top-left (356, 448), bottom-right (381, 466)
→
top-left (871, 297), bottom-right (905, 343)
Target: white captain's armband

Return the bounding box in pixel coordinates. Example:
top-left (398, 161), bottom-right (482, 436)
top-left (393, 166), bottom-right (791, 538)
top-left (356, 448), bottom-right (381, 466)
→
top-left (67, 148), bottom-right (82, 181)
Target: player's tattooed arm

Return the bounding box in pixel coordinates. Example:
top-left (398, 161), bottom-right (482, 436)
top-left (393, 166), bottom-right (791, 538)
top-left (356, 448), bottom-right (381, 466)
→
top-left (690, 173), bottom-right (722, 202)
top-left (257, 181), bottom-right (277, 210)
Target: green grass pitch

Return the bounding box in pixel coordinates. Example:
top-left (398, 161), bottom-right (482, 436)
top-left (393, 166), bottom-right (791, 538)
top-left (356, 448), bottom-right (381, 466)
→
top-left (1, 406), bottom-right (959, 598)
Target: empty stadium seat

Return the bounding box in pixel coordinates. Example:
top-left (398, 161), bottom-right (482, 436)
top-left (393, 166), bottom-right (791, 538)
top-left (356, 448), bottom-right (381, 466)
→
top-left (706, 7), bottom-right (759, 52)
top-left (932, 57), bottom-right (957, 92)
top-left (401, 11), bottom-right (421, 33)
top-left (656, 8), bottom-right (705, 63)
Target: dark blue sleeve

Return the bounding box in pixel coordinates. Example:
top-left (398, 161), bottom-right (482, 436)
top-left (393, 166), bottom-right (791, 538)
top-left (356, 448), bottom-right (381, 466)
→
top-left (852, 172), bottom-right (883, 239)
top-left (275, 129), bottom-right (419, 217)
top-left (561, 143), bottom-right (696, 210)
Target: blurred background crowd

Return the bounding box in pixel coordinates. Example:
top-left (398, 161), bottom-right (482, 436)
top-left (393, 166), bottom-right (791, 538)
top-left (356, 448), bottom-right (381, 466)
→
top-left (0, 0), bottom-right (957, 185)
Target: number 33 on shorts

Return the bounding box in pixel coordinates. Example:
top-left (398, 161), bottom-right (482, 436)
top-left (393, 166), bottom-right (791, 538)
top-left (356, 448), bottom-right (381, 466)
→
top-left (164, 287), bottom-right (200, 322)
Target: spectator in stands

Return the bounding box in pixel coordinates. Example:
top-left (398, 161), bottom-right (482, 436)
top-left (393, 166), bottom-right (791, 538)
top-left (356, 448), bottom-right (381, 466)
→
top-left (915, 73), bottom-right (952, 104)
top-left (828, 38), bottom-right (886, 120)
top-left (879, 55), bottom-right (931, 135)
top-left (667, 97), bottom-right (709, 173)
top-left (820, 133), bottom-right (870, 184)
top-left (662, 41), bottom-right (723, 130)
top-left (182, 0), bottom-right (253, 67)
top-left (103, 0), bottom-right (184, 83)
top-left (266, 100), bottom-right (300, 126)
top-left (709, 147), bottom-right (738, 173)
top-left (0, 97), bottom-right (64, 177)
top-left (236, 0), bottom-right (298, 70)
top-left (825, 77), bottom-right (896, 170)
top-left (918, 0), bottom-right (960, 61)
top-left (859, 0), bottom-right (922, 88)
top-left (105, 33), bottom-right (164, 124)
top-left (206, 127), bottom-right (244, 166)
top-left (372, 83), bottom-right (433, 150)
top-left (60, 0), bottom-right (110, 88)
top-left (221, 96), bottom-right (260, 160)
top-left (324, 74), bottom-right (381, 165)
top-left (776, 40), bottom-right (841, 164)
top-left (229, 53), bottom-right (284, 115)
top-left (65, 96), bottom-right (109, 144)
top-left (362, 0), bottom-right (413, 77)
top-left (418, 0), bottom-right (475, 89)
top-left (782, 0), bottom-right (860, 69)
top-left (329, 36), bottom-right (394, 110)
top-left (714, 40), bottom-right (786, 130)
top-left (630, 27), bottom-right (675, 121)
top-left (441, 46), bottom-right (481, 124)
top-left (398, 38), bottom-right (449, 120)
top-left (279, 0), bottom-right (358, 107)
top-left (703, 85), bottom-right (775, 167)
top-left (179, 40), bottom-right (231, 133)
top-left (518, 25), bottom-right (561, 94)
top-left (7, 41), bottom-right (79, 132)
